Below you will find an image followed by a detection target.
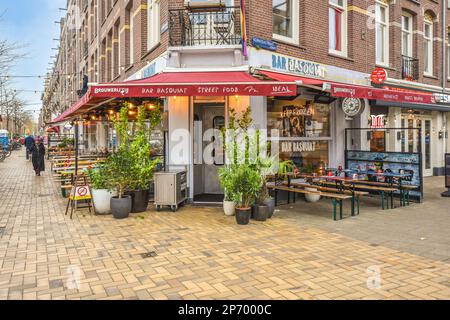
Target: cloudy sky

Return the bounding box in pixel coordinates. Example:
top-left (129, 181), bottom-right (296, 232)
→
top-left (0, 0), bottom-right (66, 120)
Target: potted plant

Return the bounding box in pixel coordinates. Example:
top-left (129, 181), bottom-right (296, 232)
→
top-left (219, 165), bottom-right (236, 216)
top-left (88, 165), bottom-right (117, 215)
top-left (128, 106), bottom-right (161, 213)
top-left (231, 164), bottom-right (263, 225)
top-left (105, 150), bottom-right (133, 219)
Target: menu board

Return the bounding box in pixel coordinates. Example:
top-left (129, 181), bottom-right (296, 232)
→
top-left (446, 154), bottom-right (450, 188)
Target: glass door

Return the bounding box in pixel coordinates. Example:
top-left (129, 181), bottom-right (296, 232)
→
top-left (423, 119), bottom-right (432, 176)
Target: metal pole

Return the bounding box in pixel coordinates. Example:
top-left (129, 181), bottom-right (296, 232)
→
top-left (75, 122), bottom-right (79, 176)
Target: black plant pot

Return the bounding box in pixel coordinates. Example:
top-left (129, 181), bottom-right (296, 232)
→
top-left (264, 198), bottom-right (275, 219)
top-left (111, 196), bottom-right (132, 219)
top-left (254, 205), bottom-right (269, 222)
top-left (235, 208), bottom-right (251, 225)
top-left (130, 189), bottom-right (150, 213)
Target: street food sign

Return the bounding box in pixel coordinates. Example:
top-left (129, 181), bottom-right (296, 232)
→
top-left (69, 185), bottom-right (92, 201)
top-left (91, 83), bottom-right (297, 97)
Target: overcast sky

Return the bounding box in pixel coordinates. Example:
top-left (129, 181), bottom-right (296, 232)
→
top-left (0, 0), bottom-right (66, 120)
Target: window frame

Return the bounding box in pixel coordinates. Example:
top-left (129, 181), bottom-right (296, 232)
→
top-left (147, 0), bottom-right (161, 51)
top-left (401, 13), bottom-right (413, 58)
top-left (423, 20), bottom-right (433, 76)
top-left (272, 0), bottom-right (300, 45)
top-left (328, 0), bottom-right (348, 57)
top-left (375, 1), bottom-right (389, 67)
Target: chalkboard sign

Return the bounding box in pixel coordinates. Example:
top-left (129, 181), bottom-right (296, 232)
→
top-left (446, 154), bottom-right (450, 189)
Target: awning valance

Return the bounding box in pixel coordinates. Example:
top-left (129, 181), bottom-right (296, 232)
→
top-left (51, 71), bottom-right (297, 123)
top-left (258, 70), bottom-right (325, 86)
top-left (331, 83), bottom-right (436, 104)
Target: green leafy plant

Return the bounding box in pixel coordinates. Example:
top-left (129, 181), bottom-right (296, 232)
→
top-left (230, 164), bottom-right (263, 209)
top-left (218, 165), bottom-right (236, 202)
top-left (129, 106), bottom-right (161, 190)
top-left (278, 160), bottom-right (295, 180)
top-left (104, 150), bottom-right (134, 198)
top-left (87, 165), bottom-right (109, 190)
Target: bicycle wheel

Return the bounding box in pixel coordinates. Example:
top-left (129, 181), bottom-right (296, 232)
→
top-left (5, 150), bottom-right (11, 158)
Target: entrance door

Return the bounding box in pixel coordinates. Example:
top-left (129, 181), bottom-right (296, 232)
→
top-left (401, 116), bottom-right (432, 176)
top-left (193, 104), bottom-right (225, 203)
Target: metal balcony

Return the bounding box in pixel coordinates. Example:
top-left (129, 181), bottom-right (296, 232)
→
top-left (401, 55), bottom-right (419, 81)
top-left (169, 6), bottom-right (242, 47)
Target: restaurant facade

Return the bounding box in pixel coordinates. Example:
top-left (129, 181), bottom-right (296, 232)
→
top-left (43, 0), bottom-right (450, 202)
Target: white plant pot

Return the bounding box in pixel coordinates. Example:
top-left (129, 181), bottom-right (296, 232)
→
top-left (305, 187), bottom-right (321, 203)
top-left (223, 201), bottom-right (236, 216)
top-left (92, 189), bottom-right (117, 215)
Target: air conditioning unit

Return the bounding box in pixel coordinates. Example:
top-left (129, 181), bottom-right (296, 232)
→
top-left (185, 0), bottom-right (225, 9)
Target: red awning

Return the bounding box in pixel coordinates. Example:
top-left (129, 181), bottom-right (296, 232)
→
top-left (90, 71), bottom-right (297, 98)
top-left (51, 71), bottom-right (297, 123)
top-left (331, 83), bottom-right (435, 104)
top-left (259, 70), bottom-right (325, 86)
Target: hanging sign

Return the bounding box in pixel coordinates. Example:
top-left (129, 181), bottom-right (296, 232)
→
top-left (370, 68), bottom-right (388, 85)
top-left (252, 37), bottom-right (278, 51)
top-left (370, 115), bottom-right (386, 129)
top-left (70, 185), bottom-right (92, 201)
top-left (342, 98), bottom-right (364, 118)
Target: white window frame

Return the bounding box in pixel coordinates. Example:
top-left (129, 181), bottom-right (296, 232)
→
top-left (130, 13), bottom-right (134, 65)
top-left (401, 13), bottom-right (413, 57)
top-left (424, 20), bottom-right (433, 76)
top-left (375, 1), bottom-right (389, 66)
top-left (272, 0), bottom-right (300, 45)
top-left (148, 0), bottom-right (161, 51)
top-left (328, 0), bottom-right (348, 57)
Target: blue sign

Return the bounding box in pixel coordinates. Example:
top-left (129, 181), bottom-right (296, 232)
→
top-left (252, 37), bottom-right (277, 52)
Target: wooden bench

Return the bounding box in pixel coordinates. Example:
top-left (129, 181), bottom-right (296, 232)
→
top-left (318, 181), bottom-right (397, 210)
top-left (267, 185), bottom-right (353, 221)
top-left (290, 182), bottom-right (369, 216)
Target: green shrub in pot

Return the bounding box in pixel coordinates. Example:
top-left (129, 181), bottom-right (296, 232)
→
top-left (88, 165), bottom-right (117, 215)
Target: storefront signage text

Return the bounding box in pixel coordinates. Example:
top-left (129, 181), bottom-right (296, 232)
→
top-left (370, 68), bottom-right (387, 85)
top-left (370, 115), bottom-right (386, 129)
top-left (91, 83), bottom-right (297, 98)
top-left (272, 54), bottom-right (326, 78)
top-left (281, 141), bottom-right (317, 153)
top-left (281, 106), bottom-right (312, 118)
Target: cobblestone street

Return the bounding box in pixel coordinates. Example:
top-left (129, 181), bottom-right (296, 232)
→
top-left (0, 152), bottom-right (449, 300)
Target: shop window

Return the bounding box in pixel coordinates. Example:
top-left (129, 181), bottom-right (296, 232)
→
top-left (329, 0), bottom-right (347, 56)
top-left (267, 97), bottom-right (331, 139)
top-left (268, 97), bottom-right (331, 172)
top-left (272, 0), bottom-right (299, 45)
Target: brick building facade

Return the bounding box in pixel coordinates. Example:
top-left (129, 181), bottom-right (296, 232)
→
top-left (41, 0), bottom-right (450, 198)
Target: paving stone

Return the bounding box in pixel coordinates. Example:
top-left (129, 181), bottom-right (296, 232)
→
top-left (0, 153), bottom-right (449, 300)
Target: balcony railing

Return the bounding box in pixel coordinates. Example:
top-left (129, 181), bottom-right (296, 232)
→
top-left (402, 55), bottom-right (419, 81)
top-left (169, 6), bottom-right (242, 47)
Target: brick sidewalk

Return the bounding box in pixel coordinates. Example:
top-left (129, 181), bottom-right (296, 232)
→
top-left (0, 152), bottom-right (449, 300)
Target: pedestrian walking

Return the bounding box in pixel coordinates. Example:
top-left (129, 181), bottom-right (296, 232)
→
top-left (30, 138), bottom-right (45, 176)
top-left (24, 135), bottom-right (35, 161)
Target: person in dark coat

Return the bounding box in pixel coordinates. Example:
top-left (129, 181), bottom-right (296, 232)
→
top-left (24, 135), bottom-right (35, 160)
top-left (30, 138), bottom-right (45, 176)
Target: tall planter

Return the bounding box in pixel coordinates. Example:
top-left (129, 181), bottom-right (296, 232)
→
top-left (111, 196), bottom-right (132, 219)
top-left (129, 189), bottom-right (150, 213)
top-left (264, 198), bottom-right (275, 219)
top-left (235, 208), bottom-right (251, 225)
top-left (223, 200), bottom-right (235, 216)
top-left (92, 189), bottom-right (117, 215)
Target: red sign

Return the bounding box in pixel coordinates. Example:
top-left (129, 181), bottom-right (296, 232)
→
top-left (90, 83), bottom-right (297, 98)
top-left (370, 68), bottom-right (387, 85)
top-left (371, 115), bottom-right (386, 129)
top-left (331, 84), bottom-right (435, 104)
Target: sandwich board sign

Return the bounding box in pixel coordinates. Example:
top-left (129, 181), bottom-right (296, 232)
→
top-left (70, 185), bottom-right (92, 201)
